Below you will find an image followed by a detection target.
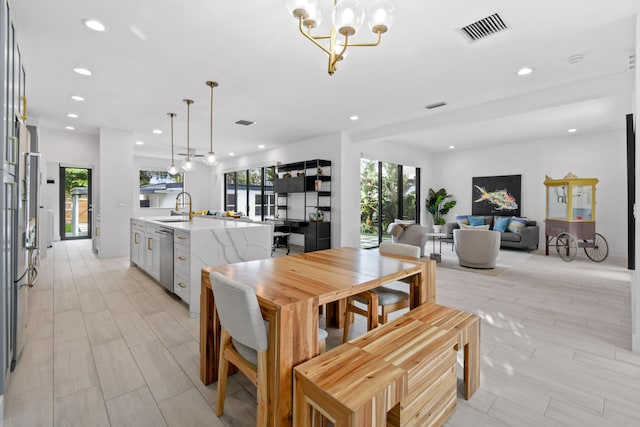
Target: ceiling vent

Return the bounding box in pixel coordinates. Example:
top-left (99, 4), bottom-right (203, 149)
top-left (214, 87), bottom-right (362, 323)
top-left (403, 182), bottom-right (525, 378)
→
top-left (458, 13), bottom-right (508, 42)
top-left (629, 54), bottom-right (636, 72)
top-left (235, 119), bottom-right (256, 127)
top-left (425, 102), bottom-right (447, 110)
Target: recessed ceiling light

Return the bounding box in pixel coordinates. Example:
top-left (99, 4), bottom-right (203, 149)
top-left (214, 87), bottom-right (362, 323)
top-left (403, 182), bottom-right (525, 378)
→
top-left (65, 126), bottom-right (75, 130)
top-left (66, 113), bottom-right (78, 118)
top-left (135, 141), bottom-right (144, 145)
top-left (82, 19), bottom-right (106, 32)
top-left (448, 145), bottom-right (455, 150)
top-left (350, 115), bottom-right (359, 121)
top-left (152, 129), bottom-right (162, 134)
top-left (71, 95), bottom-right (85, 102)
top-left (73, 67), bottom-right (92, 76)
top-left (568, 128), bottom-right (577, 133)
top-left (516, 67), bottom-right (534, 76)
top-left (258, 145), bottom-right (265, 149)
top-left (228, 152), bottom-right (235, 156)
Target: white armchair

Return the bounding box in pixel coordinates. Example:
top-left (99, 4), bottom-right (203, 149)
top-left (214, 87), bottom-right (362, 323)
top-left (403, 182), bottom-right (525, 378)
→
top-left (388, 223), bottom-right (430, 257)
top-left (453, 229), bottom-right (500, 269)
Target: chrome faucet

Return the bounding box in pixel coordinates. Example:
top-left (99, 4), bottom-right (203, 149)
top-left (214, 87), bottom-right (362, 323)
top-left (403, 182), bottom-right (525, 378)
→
top-left (175, 191), bottom-right (193, 221)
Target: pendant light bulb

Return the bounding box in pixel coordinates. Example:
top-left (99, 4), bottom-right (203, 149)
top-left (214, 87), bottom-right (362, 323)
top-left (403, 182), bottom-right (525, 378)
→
top-left (203, 152), bottom-right (217, 166)
top-left (167, 112), bottom-right (178, 175)
top-left (181, 99), bottom-right (196, 172)
top-left (203, 81), bottom-right (219, 167)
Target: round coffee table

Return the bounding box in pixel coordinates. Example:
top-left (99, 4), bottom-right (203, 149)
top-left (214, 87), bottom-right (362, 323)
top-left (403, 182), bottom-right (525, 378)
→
top-left (425, 232), bottom-right (448, 262)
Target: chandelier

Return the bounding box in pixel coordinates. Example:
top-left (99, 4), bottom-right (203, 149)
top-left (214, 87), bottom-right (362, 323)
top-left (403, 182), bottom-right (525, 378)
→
top-left (167, 112), bottom-right (178, 175)
top-left (181, 99), bottom-right (196, 171)
top-left (286, 0), bottom-right (395, 75)
top-left (203, 81), bottom-right (219, 166)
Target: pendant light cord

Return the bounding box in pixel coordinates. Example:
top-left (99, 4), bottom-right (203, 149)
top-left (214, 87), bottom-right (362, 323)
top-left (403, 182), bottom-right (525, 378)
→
top-left (170, 114), bottom-right (175, 163)
top-left (209, 84), bottom-right (213, 152)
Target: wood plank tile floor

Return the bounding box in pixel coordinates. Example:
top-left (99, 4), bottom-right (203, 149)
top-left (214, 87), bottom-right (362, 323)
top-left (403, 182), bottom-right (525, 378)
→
top-left (3, 240), bottom-right (639, 426)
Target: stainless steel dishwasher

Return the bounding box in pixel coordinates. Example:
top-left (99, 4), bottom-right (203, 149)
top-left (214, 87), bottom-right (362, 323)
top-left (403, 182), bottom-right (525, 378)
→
top-left (156, 227), bottom-right (174, 292)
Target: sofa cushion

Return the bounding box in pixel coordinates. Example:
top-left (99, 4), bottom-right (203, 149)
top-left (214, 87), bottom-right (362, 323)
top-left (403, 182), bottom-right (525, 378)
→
top-left (507, 217), bottom-right (528, 234)
top-left (468, 216), bottom-right (485, 226)
top-left (456, 215), bottom-right (469, 226)
top-left (461, 224), bottom-right (490, 230)
top-left (500, 231), bottom-right (521, 242)
top-left (493, 216), bottom-right (511, 232)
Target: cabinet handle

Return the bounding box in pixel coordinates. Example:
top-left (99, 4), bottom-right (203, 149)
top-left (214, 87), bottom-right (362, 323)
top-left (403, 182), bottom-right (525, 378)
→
top-left (177, 256), bottom-right (187, 261)
top-left (177, 282), bottom-right (186, 288)
top-left (148, 237), bottom-right (152, 251)
top-left (20, 96), bottom-right (27, 121)
top-left (96, 227), bottom-right (99, 237)
top-left (134, 233), bottom-right (139, 244)
top-left (177, 236), bottom-right (187, 240)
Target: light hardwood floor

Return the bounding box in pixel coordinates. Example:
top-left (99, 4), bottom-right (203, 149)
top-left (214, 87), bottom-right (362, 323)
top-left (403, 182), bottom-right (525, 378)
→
top-left (3, 240), bottom-right (639, 426)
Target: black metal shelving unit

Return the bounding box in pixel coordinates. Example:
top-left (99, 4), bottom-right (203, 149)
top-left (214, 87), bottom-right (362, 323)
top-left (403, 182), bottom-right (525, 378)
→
top-left (275, 159), bottom-right (331, 252)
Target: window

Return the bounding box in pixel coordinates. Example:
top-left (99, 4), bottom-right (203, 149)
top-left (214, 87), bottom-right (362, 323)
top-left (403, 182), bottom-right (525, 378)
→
top-left (139, 170), bottom-right (184, 208)
top-left (224, 166), bottom-right (276, 220)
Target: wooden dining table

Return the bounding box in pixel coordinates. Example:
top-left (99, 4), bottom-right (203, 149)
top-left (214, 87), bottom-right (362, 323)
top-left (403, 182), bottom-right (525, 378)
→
top-left (199, 247), bottom-right (436, 426)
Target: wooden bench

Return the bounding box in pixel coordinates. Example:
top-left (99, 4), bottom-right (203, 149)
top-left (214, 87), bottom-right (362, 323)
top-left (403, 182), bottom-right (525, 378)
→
top-left (294, 314), bottom-right (459, 426)
top-left (404, 303), bottom-right (480, 399)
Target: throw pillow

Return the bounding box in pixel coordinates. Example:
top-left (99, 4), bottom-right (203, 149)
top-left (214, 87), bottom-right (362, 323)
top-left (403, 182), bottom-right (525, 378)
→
top-left (455, 215), bottom-right (469, 227)
top-left (493, 216), bottom-right (511, 232)
top-left (460, 224), bottom-right (490, 230)
top-left (468, 216), bottom-right (485, 226)
top-left (507, 217), bottom-right (528, 234)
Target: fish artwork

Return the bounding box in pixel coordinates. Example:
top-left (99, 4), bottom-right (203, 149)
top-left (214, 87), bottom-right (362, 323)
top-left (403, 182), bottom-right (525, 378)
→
top-left (473, 185), bottom-right (518, 211)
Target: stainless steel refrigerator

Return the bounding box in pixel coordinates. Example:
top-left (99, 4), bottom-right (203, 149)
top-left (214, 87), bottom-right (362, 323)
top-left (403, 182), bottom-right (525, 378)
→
top-left (11, 121), bottom-right (39, 370)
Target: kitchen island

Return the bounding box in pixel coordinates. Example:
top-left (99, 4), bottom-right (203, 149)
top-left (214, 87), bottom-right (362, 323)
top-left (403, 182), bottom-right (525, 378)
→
top-left (130, 216), bottom-right (271, 316)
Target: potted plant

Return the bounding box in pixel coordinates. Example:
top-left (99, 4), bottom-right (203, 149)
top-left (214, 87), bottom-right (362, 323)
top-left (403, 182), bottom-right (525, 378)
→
top-left (425, 188), bottom-right (456, 233)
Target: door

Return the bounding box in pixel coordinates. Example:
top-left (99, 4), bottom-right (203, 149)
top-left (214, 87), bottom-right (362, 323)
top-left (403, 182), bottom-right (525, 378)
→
top-left (59, 166), bottom-right (92, 240)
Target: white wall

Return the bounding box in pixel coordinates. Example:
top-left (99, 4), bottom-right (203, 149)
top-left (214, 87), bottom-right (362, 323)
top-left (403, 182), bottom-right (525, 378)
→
top-left (431, 130), bottom-right (628, 258)
top-left (38, 128), bottom-right (99, 241)
top-left (99, 128), bottom-right (134, 258)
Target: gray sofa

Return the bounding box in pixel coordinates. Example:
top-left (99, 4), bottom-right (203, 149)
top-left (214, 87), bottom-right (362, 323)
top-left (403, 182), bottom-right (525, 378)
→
top-left (442, 215), bottom-right (539, 251)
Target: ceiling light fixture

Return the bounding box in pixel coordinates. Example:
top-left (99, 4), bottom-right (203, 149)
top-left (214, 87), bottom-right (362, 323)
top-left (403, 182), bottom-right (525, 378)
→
top-left (516, 67), bottom-right (533, 76)
top-left (350, 115), bottom-right (359, 121)
top-left (66, 113), bottom-right (78, 118)
top-left (228, 152), bottom-right (235, 156)
top-left (72, 67), bottom-right (92, 76)
top-left (65, 126), bottom-right (75, 130)
top-left (71, 95), bottom-right (85, 102)
top-left (82, 19), bottom-right (106, 32)
top-left (258, 144), bottom-right (265, 149)
top-left (181, 99), bottom-right (196, 171)
top-left (153, 129), bottom-right (162, 134)
top-left (448, 145), bottom-right (455, 150)
top-left (203, 81), bottom-right (219, 166)
top-left (568, 128), bottom-right (577, 133)
top-left (286, 0), bottom-right (395, 75)
top-left (135, 141), bottom-right (144, 145)
top-left (167, 113), bottom-right (178, 175)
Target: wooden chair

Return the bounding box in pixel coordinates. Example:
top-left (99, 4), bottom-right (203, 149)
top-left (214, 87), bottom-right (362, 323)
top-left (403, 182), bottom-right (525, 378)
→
top-left (211, 272), bottom-right (327, 426)
top-left (343, 241), bottom-right (420, 343)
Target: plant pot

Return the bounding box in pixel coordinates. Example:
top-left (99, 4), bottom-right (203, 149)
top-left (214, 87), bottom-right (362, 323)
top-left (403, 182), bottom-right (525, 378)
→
top-left (433, 225), bottom-right (442, 233)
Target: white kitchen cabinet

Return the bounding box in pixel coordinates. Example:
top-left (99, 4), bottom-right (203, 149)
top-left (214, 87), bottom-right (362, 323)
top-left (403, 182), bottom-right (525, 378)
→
top-left (130, 219), bottom-right (160, 281)
top-left (173, 230), bottom-right (190, 303)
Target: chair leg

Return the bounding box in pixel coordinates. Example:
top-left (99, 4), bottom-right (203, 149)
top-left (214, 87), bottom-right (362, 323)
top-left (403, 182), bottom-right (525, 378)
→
top-left (216, 328), bottom-right (231, 416)
top-left (342, 300), bottom-right (352, 343)
top-left (365, 293), bottom-right (379, 331)
top-left (257, 350), bottom-right (269, 427)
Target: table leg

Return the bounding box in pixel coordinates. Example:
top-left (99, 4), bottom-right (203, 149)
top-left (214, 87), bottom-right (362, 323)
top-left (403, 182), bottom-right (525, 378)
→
top-left (464, 317), bottom-right (480, 399)
top-left (325, 299), bottom-right (347, 328)
top-left (410, 259), bottom-right (436, 307)
top-left (199, 280), bottom-right (217, 384)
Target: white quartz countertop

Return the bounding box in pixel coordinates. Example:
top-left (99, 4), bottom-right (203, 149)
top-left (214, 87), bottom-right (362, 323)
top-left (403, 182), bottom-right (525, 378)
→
top-left (133, 216), bottom-right (267, 232)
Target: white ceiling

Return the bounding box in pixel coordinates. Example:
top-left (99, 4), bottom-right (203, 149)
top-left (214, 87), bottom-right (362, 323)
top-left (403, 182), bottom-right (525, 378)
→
top-left (12, 0), bottom-right (639, 160)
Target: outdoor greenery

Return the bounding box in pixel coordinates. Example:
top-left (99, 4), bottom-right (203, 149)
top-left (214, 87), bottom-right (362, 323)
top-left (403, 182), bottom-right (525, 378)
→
top-left (139, 170), bottom-right (183, 186)
top-left (64, 168), bottom-right (89, 197)
top-left (360, 160), bottom-right (417, 235)
top-left (425, 188), bottom-right (456, 225)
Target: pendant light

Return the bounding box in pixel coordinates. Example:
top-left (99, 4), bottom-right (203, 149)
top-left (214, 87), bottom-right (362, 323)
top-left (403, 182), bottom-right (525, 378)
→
top-left (181, 99), bottom-right (196, 171)
top-left (167, 112), bottom-right (178, 175)
top-left (203, 81), bottom-right (219, 166)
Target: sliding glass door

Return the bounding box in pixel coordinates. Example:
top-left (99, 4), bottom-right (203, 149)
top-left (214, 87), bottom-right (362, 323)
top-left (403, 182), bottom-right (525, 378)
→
top-left (360, 159), bottom-right (419, 248)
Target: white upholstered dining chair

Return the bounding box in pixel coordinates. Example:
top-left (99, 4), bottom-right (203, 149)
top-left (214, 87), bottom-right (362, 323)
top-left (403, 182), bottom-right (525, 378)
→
top-left (211, 272), bottom-right (327, 425)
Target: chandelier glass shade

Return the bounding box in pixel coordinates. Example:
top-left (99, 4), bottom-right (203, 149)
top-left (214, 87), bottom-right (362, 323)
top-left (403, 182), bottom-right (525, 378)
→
top-left (286, 0), bottom-right (395, 75)
top-left (167, 112), bottom-right (178, 175)
top-left (181, 99), bottom-right (196, 172)
top-left (203, 81), bottom-right (219, 166)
